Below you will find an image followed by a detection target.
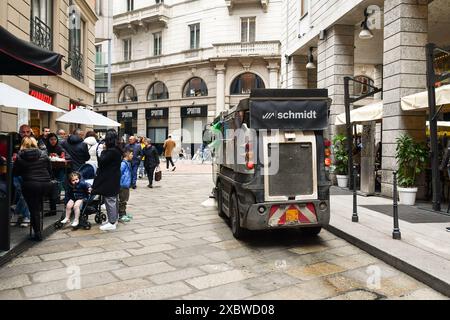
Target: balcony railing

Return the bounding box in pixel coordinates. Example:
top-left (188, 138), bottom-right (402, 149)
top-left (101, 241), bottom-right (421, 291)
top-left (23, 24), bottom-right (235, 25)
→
top-left (213, 41), bottom-right (280, 57)
top-left (113, 4), bottom-right (170, 36)
top-left (70, 49), bottom-right (84, 82)
top-left (30, 16), bottom-right (52, 51)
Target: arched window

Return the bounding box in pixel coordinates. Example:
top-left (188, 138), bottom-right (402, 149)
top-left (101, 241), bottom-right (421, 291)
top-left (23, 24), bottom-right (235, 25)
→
top-left (230, 72), bottom-right (265, 95)
top-left (147, 81), bottom-right (169, 100)
top-left (118, 85), bottom-right (138, 103)
top-left (183, 77), bottom-right (208, 97)
top-left (353, 75), bottom-right (374, 96)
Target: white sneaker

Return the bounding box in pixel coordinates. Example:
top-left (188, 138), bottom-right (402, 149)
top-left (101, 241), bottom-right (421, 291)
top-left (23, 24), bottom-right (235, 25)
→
top-left (61, 218), bottom-right (70, 224)
top-left (71, 220), bottom-right (79, 228)
top-left (20, 218), bottom-right (30, 228)
top-left (100, 222), bottom-right (117, 231)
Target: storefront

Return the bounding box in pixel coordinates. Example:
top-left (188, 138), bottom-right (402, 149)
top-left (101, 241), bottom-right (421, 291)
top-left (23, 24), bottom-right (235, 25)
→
top-left (146, 108), bottom-right (168, 155)
top-left (28, 88), bottom-right (55, 136)
top-left (117, 110), bottom-right (137, 139)
top-left (181, 105), bottom-right (208, 159)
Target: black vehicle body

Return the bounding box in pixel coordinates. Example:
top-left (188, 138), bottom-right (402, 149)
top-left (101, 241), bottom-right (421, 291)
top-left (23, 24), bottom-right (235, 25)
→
top-left (209, 89), bottom-right (332, 237)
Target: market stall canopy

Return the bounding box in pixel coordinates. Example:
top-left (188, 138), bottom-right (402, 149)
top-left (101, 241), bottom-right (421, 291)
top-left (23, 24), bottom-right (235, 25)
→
top-left (0, 26), bottom-right (63, 76)
top-left (56, 107), bottom-right (121, 127)
top-left (0, 82), bottom-right (65, 113)
top-left (401, 84), bottom-right (450, 111)
top-left (335, 101), bottom-right (383, 125)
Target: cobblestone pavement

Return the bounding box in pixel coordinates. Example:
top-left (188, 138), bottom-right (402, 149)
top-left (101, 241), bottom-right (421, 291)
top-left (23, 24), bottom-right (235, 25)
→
top-left (0, 166), bottom-right (447, 300)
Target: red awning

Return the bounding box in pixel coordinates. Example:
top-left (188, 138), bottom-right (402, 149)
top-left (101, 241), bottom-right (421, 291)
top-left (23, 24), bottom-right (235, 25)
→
top-left (0, 26), bottom-right (63, 76)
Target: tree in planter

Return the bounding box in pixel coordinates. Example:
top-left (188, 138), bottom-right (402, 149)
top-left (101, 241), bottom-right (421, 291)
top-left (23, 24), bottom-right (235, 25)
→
top-left (395, 134), bottom-right (428, 188)
top-left (331, 134), bottom-right (349, 175)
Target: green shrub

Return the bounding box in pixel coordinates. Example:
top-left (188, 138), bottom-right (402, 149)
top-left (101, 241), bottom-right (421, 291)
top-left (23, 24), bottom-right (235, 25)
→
top-left (331, 134), bottom-right (349, 175)
top-left (395, 134), bottom-right (428, 188)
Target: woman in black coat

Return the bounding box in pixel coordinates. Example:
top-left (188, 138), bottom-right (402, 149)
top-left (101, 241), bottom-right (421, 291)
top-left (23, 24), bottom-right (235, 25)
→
top-left (13, 137), bottom-right (53, 241)
top-left (92, 129), bottom-right (122, 231)
top-left (142, 138), bottom-right (160, 188)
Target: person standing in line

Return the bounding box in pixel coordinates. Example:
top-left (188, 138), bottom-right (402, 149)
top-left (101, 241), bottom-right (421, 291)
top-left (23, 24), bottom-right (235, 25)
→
top-left (13, 137), bottom-right (53, 241)
top-left (142, 138), bottom-right (160, 188)
top-left (118, 150), bottom-right (133, 222)
top-left (57, 129), bottom-right (67, 142)
top-left (37, 127), bottom-right (50, 152)
top-left (84, 131), bottom-right (100, 165)
top-left (92, 129), bottom-right (122, 231)
top-left (61, 129), bottom-right (90, 172)
top-left (125, 136), bottom-right (142, 189)
top-left (163, 135), bottom-right (176, 172)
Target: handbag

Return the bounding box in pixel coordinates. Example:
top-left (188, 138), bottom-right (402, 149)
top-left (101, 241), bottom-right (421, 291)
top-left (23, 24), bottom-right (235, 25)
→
top-left (155, 166), bottom-right (162, 182)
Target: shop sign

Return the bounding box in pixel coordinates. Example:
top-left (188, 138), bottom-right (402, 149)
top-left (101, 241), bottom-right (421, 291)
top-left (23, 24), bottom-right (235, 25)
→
top-left (117, 110), bottom-right (137, 120)
top-left (146, 108), bottom-right (168, 119)
top-left (181, 105), bottom-right (208, 118)
top-left (29, 89), bottom-right (53, 105)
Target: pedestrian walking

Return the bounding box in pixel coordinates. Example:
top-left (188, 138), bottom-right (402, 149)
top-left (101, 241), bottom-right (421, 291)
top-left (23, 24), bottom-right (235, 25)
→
top-left (13, 137), bottom-right (53, 241)
top-left (163, 135), bottom-right (176, 171)
top-left (61, 172), bottom-right (91, 228)
top-left (92, 129), bottom-right (122, 231)
top-left (138, 137), bottom-right (146, 179)
top-left (125, 136), bottom-right (142, 189)
top-left (142, 138), bottom-right (160, 188)
top-left (61, 129), bottom-right (90, 172)
top-left (119, 150), bottom-right (133, 222)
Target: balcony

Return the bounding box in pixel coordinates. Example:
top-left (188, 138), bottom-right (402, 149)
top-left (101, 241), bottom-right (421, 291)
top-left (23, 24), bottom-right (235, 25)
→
top-left (70, 49), bottom-right (84, 82)
top-left (113, 4), bottom-right (170, 37)
top-left (30, 16), bottom-right (52, 51)
top-left (213, 41), bottom-right (280, 58)
top-left (225, 0), bottom-right (269, 13)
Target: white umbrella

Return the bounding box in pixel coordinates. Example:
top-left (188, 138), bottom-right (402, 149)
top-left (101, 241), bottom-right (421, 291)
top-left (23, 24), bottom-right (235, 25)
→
top-left (56, 107), bottom-right (121, 127)
top-left (335, 101), bottom-right (383, 125)
top-left (426, 121), bottom-right (450, 127)
top-left (401, 84), bottom-right (450, 111)
top-left (0, 82), bottom-right (66, 113)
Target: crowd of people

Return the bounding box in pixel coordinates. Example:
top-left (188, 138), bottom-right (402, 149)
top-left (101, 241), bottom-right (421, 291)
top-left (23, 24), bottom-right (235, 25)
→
top-left (3, 124), bottom-right (169, 241)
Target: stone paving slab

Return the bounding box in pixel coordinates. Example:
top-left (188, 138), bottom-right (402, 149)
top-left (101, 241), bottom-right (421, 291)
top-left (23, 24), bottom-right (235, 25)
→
top-left (0, 167), bottom-right (447, 300)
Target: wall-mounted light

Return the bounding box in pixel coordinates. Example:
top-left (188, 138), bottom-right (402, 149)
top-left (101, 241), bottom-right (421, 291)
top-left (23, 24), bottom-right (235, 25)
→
top-left (359, 8), bottom-right (374, 40)
top-left (284, 54), bottom-right (292, 65)
top-left (306, 47), bottom-right (316, 69)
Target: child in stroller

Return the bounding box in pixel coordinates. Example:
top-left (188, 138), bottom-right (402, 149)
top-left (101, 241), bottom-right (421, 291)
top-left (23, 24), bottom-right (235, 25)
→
top-left (54, 163), bottom-right (106, 230)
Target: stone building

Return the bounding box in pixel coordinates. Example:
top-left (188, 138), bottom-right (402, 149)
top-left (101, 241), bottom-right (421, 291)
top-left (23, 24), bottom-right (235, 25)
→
top-left (94, 0), bottom-right (282, 157)
top-left (0, 0), bottom-right (97, 135)
top-left (280, 0), bottom-right (450, 197)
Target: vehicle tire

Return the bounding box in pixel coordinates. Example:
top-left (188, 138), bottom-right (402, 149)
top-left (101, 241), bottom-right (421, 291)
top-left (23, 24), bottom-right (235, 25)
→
top-left (216, 181), bottom-right (226, 218)
top-left (230, 192), bottom-right (247, 239)
top-left (301, 227), bottom-right (322, 236)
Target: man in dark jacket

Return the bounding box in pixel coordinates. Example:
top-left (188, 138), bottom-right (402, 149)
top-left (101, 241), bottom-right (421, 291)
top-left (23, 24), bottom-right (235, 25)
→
top-left (142, 138), bottom-right (160, 188)
top-left (125, 136), bottom-right (142, 189)
top-left (61, 129), bottom-right (90, 171)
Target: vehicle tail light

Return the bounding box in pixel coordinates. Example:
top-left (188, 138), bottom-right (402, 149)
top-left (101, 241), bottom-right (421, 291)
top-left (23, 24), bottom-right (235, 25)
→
top-left (245, 142), bottom-right (254, 170)
top-left (324, 139), bottom-right (331, 168)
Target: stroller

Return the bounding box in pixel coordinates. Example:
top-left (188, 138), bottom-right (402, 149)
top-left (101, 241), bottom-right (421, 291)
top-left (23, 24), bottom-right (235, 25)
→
top-left (54, 163), bottom-right (107, 230)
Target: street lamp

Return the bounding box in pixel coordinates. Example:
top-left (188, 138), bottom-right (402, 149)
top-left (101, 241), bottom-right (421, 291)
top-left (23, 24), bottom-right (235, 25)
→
top-left (306, 47), bottom-right (316, 69)
top-left (359, 8), bottom-right (374, 40)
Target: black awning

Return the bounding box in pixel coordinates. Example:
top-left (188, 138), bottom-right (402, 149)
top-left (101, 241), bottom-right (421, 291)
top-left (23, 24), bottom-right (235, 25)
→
top-left (0, 26), bottom-right (63, 76)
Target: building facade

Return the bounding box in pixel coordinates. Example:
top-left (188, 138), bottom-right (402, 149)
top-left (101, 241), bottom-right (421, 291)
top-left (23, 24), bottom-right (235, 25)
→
top-left (280, 0), bottom-right (450, 197)
top-left (0, 0), bottom-right (97, 135)
top-left (94, 0), bottom-right (282, 156)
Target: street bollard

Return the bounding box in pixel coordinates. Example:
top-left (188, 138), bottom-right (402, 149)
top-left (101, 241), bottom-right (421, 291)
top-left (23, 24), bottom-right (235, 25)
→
top-left (392, 171), bottom-right (401, 240)
top-left (352, 165), bottom-right (359, 222)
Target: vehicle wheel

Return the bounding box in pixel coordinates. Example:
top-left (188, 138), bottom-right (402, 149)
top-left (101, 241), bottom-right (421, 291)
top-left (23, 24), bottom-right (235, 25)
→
top-left (84, 222), bottom-right (92, 230)
top-left (216, 181), bottom-right (226, 218)
top-left (95, 215), bottom-right (102, 224)
top-left (301, 227), bottom-right (322, 236)
top-left (230, 192), bottom-right (246, 239)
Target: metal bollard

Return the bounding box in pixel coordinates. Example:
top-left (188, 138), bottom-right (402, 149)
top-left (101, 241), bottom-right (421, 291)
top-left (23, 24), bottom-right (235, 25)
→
top-left (392, 171), bottom-right (401, 240)
top-left (352, 165), bottom-right (359, 222)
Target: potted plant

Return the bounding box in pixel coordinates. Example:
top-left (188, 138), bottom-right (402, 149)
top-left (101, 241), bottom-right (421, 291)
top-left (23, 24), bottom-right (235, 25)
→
top-left (331, 134), bottom-right (349, 188)
top-left (395, 134), bottom-right (428, 205)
